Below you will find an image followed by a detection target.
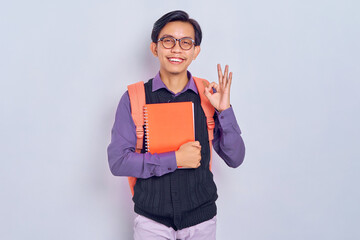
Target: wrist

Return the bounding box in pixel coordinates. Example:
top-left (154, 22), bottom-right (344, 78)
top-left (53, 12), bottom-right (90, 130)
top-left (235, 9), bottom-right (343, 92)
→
top-left (175, 150), bottom-right (182, 167)
top-left (218, 105), bottom-right (231, 113)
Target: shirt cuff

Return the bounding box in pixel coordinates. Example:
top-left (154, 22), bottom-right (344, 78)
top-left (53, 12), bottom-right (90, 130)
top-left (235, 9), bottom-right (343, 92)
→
top-left (158, 152), bottom-right (177, 172)
top-left (216, 106), bottom-right (242, 134)
top-left (144, 151), bottom-right (177, 176)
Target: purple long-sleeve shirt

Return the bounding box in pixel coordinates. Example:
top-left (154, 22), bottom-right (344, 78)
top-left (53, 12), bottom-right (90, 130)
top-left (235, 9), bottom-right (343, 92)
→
top-left (107, 71), bottom-right (245, 179)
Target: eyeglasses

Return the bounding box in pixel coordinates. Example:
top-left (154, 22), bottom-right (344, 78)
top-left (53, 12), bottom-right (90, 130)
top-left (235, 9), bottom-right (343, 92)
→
top-left (157, 36), bottom-right (195, 50)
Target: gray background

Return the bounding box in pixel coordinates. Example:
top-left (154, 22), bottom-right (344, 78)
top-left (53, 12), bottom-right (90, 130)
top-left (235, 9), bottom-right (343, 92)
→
top-left (1, 0), bottom-right (359, 239)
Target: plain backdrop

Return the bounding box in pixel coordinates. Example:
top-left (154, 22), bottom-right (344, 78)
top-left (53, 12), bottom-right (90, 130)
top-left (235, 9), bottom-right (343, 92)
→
top-left (1, 0), bottom-right (359, 239)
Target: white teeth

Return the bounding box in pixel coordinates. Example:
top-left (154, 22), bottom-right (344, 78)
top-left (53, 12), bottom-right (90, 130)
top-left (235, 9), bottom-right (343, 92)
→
top-left (169, 58), bottom-right (183, 62)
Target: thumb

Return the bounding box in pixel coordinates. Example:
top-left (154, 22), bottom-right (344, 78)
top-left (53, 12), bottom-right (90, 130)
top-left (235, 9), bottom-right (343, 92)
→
top-left (193, 141), bottom-right (201, 148)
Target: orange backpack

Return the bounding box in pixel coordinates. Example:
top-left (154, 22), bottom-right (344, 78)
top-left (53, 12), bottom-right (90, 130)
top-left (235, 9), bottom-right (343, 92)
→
top-left (127, 77), bottom-right (215, 195)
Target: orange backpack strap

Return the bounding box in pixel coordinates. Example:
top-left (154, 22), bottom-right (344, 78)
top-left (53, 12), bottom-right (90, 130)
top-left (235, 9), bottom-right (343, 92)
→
top-left (193, 77), bottom-right (216, 170)
top-left (128, 81), bottom-right (146, 152)
top-left (127, 81), bottom-right (146, 195)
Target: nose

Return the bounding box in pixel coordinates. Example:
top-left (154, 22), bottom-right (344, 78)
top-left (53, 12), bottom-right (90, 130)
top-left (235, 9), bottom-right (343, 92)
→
top-left (171, 39), bottom-right (182, 52)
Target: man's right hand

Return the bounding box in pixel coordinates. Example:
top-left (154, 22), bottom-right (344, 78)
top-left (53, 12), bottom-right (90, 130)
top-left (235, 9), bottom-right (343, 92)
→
top-left (175, 141), bottom-right (202, 168)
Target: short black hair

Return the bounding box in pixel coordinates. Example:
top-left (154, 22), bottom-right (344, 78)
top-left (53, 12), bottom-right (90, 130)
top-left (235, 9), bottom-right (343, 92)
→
top-left (151, 10), bottom-right (202, 46)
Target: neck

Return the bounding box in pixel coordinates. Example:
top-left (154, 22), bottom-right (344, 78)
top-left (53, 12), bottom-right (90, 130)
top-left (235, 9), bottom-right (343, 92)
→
top-left (159, 70), bottom-right (189, 94)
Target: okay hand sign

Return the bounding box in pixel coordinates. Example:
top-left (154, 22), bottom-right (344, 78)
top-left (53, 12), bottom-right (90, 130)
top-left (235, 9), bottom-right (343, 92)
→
top-left (204, 64), bottom-right (232, 112)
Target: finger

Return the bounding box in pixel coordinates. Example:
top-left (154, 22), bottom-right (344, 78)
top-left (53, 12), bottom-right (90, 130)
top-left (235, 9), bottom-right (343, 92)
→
top-left (217, 64), bottom-right (223, 85)
top-left (193, 144), bottom-right (201, 150)
top-left (208, 82), bottom-right (219, 92)
top-left (204, 86), bottom-right (212, 99)
top-left (193, 141), bottom-right (201, 147)
top-left (226, 72), bottom-right (232, 89)
top-left (223, 65), bottom-right (229, 87)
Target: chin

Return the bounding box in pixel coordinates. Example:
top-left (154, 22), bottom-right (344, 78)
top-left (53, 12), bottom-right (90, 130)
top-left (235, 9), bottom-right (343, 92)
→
top-left (162, 66), bottom-right (187, 76)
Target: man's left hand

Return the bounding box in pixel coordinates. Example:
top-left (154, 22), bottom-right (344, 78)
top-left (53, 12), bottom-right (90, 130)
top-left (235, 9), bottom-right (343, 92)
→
top-left (204, 64), bottom-right (232, 112)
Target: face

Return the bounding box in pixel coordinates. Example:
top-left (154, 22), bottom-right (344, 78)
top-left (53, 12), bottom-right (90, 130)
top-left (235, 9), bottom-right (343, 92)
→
top-left (150, 21), bottom-right (201, 76)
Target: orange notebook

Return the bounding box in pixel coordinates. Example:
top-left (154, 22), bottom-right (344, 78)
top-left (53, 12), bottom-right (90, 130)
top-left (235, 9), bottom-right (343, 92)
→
top-left (144, 102), bottom-right (195, 154)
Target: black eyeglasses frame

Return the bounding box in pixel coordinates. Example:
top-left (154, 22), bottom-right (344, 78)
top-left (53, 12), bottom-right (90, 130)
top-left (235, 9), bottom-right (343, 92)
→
top-left (157, 36), bottom-right (195, 50)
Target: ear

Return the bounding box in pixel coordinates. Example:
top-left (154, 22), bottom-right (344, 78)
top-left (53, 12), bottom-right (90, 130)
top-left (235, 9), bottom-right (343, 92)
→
top-left (150, 42), bottom-right (158, 57)
top-left (193, 45), bottom-right (201, 60)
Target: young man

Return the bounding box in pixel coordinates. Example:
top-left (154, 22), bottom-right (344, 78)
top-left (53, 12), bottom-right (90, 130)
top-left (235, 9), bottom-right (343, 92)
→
top-left (107, 10), bottom-right (245, 240)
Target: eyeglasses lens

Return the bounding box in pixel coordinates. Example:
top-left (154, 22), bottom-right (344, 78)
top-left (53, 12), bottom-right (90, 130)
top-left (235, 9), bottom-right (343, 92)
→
top-left (162, 37), bottom-right (175, 48)
top-left (180, 39), bottom-right (193, 50)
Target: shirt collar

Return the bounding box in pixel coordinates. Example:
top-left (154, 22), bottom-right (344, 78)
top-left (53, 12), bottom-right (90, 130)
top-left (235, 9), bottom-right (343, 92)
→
top-left (152, 71), bottom-right (198, 95)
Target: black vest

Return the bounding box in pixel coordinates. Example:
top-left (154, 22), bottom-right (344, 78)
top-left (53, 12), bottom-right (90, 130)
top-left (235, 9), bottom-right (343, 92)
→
top-left (133, 79), bottom-right (218, 230)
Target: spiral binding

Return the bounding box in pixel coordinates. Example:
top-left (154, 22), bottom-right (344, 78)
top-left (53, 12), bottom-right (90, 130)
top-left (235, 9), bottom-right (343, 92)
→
top-left (144, 106), bottom-right (149, 152)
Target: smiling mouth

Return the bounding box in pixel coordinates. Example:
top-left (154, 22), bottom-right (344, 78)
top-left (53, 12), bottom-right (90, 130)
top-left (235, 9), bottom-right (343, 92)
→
top-left (168, 57), bottom-right (184, 64)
